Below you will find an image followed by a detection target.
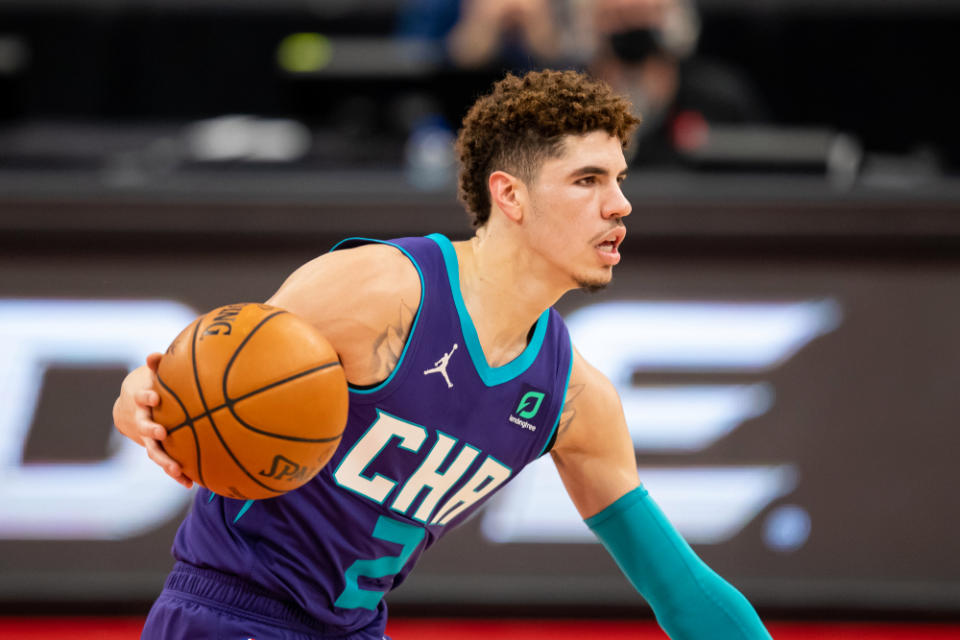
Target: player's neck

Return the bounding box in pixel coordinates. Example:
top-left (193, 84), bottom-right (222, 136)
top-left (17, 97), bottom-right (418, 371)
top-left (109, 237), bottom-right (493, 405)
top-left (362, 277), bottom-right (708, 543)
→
top-left (452, 229), bottom-right (565, 368)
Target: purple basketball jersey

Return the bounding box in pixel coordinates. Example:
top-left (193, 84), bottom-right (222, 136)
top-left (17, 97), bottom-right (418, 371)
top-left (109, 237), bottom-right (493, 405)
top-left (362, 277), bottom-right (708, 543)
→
top-left (170, 234), bottom-right (573, 635)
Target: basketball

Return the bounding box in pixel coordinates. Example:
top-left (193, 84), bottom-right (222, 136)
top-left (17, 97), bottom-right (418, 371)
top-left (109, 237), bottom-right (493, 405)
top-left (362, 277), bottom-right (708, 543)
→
top-left (151, 303), bottom-right (348, 500)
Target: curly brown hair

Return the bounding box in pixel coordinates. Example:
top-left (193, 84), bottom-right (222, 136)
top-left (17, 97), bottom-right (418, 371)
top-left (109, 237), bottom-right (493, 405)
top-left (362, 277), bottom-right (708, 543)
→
top-left (455, 69), bottom-right (640, 227)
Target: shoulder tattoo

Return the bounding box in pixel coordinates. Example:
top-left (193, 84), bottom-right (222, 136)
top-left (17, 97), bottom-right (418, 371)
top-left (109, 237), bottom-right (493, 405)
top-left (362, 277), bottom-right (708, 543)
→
top-left (556, 383), bottom-right (586, 437)
top-left (369, 299), bottom-right (418, 380)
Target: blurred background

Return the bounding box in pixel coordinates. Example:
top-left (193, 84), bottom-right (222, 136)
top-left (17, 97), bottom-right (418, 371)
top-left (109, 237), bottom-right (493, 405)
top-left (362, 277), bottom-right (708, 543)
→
top-left (1, 0), bottom-right (959, 636)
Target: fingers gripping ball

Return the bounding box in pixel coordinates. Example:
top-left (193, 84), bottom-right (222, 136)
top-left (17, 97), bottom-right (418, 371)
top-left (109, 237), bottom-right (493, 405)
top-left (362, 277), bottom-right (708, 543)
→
top-left (152, 303), bottom-right (348, 499)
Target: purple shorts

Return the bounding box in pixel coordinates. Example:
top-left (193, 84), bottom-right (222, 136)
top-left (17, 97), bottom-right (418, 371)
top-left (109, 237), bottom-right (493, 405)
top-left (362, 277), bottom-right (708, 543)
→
top-left (141, 562), bottom-right (390, 640)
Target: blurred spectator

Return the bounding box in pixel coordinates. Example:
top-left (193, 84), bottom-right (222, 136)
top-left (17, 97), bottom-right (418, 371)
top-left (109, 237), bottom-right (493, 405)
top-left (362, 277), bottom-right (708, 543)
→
top-left (397, 0), bottom-right (573, 190)
top-left (397, 0), bottom-right (566, 71)
top-left (399, 0), bottom-right (768, 167)
top-left (570, 0), bottom-right (770, 165)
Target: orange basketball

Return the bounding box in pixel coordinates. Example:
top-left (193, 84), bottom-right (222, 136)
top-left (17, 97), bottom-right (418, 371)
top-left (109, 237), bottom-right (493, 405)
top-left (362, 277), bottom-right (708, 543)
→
top-left (151, 303), bottom-right (347, 500)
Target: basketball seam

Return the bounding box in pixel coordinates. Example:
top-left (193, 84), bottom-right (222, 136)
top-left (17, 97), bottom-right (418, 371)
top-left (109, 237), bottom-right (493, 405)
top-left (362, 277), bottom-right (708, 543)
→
top-left (225, 363), bottom-right (345, 443)
top-left (222, 309), bottom-right (344, 443)
top-left (192, 313), bottom-right (283, 497)
top-left (221, 310), bottom-right (289, 406)
top-left (155, 369), bottom-right (204, 488)
top-left (165, 361), bottom-right (343, 442)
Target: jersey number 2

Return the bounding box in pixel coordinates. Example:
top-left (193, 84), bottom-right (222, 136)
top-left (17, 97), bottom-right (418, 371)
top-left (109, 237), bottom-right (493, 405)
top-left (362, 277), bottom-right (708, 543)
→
top-left (334, 515), bottom-right (425, 610)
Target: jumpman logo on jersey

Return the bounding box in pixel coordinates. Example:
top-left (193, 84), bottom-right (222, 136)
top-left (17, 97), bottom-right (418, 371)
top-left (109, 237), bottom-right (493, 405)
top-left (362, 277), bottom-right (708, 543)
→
top-left (423, 343), bottom-right (458, 388)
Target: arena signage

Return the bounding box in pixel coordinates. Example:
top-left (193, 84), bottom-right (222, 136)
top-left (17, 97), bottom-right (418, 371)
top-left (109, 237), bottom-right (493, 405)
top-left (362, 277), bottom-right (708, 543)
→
top-left (481, 299), bottom-right (842, 546)
top-left (0, 297), bottom-right (840, 546)
top-left (0, 299), bottom-right (197, 539)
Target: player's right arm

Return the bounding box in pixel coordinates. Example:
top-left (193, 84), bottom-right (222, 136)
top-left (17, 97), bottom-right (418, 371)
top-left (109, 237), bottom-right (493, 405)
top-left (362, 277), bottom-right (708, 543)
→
top-left (113, 242), bottom-right (421, 485)
top-left (265, 243), bottom-right (421, 387)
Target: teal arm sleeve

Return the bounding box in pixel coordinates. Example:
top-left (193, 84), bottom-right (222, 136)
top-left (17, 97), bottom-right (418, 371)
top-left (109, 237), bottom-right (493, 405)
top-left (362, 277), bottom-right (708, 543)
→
top-left (586, 486), bottom-right (771, 640)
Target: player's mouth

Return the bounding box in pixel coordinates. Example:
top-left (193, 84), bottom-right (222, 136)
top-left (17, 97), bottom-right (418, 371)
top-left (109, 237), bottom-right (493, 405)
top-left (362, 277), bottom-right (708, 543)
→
top-left (595, 227), bottom-right (625, 266)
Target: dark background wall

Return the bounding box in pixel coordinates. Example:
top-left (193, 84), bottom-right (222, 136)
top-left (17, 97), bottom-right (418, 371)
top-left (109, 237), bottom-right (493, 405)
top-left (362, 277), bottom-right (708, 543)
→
top-left (0, 0), bottom-right (958, 619)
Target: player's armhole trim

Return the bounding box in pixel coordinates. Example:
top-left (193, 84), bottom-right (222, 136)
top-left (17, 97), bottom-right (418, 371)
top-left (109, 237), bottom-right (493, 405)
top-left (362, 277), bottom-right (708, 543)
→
top-left (329, 237), bottom-right (425, 395)
top-left (539, 330), bottom-right (574, 457)
top-left (427, 232), bottom-right (549, 387)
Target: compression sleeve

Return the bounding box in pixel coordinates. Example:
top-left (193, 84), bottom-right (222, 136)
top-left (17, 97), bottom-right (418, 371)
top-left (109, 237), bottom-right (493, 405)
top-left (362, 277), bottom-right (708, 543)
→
top-left (585, 486), bottom-right (772, 640)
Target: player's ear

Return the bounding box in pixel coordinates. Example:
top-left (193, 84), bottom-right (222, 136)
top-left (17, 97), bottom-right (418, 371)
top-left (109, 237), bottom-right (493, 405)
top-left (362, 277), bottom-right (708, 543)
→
top-left (488, 170), bottom-right (525, 224)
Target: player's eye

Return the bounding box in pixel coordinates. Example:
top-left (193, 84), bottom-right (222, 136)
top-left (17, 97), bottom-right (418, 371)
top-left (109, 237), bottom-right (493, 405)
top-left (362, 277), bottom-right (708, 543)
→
top-left (576, 176), bottom-right (597, 186)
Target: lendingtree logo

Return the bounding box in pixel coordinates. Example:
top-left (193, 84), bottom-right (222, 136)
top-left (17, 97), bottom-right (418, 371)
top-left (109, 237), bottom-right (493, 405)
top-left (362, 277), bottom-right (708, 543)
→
top-left (483, 299), bottom-right (841, 548)
top-left (516, 391), bottom-right (545, 419)
top-left (508, 386), bottom-right (549, 433)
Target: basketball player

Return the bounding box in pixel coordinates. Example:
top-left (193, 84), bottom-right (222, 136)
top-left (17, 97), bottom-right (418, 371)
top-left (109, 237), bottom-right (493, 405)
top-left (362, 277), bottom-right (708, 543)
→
top-left (114, 70), bottom-right (772, 639)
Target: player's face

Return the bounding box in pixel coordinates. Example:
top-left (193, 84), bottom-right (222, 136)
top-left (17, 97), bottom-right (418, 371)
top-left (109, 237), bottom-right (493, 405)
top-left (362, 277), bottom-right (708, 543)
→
top-left (524, 131), bottom-right (631, 292)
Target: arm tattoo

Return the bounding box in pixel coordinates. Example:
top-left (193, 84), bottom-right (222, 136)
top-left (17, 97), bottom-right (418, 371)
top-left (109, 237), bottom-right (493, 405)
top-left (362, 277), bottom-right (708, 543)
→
top-left (556, 383), bottom-right (586, 437)
top-left (370, 299), bottom-right (417, 380)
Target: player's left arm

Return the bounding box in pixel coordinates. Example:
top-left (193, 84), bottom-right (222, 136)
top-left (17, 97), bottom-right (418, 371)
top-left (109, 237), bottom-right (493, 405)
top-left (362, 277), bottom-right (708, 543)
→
top-left (550, 348), bottom-right (772, 640)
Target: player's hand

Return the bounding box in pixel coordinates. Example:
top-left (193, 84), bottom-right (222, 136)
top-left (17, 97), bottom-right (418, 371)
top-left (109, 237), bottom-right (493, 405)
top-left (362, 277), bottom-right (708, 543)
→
top-left (113, 353), bottom-right (194, 489)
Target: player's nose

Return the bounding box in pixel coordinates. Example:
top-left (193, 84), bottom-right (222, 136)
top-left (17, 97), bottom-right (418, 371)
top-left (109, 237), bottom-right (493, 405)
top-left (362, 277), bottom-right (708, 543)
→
top-left (602, 183), bottom-right (632, 220)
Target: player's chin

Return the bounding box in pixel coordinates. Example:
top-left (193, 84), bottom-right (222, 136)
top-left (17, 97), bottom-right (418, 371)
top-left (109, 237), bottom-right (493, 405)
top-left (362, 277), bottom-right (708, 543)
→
top-left (574, 267), bottom-right (613, 293)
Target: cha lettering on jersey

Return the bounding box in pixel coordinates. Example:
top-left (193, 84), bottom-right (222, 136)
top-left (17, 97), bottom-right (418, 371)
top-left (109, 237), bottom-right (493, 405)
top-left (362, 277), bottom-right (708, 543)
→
top-left (333, 410), bottom-right (512, 526)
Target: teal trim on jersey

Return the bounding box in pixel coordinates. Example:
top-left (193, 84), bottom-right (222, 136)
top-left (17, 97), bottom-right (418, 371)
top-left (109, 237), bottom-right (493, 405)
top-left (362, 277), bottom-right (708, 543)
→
top-left (329, 237), bottom-right (425, 395)
top-left (233, 499), bottom-right (254, 524)
top-left (485, 454), bottom-right (513, 478)
top-left (586, 486), bottom-right (772, 639)
top-left (332, 409), bottom-right (427, 505)
top-left (432, 453), bottom-right (513, 526)
top-left (335, 514), bottom-right (426, 610)
top-left (427, 233), bottom-right (549, 387)
top-left (423, 441), bottom-right (481, 525)
top-left (388, 429), bottom-right (481, 525)
top-left (207, 491), bottom-right (216, 503)
top-left (540, 331), bottom-right (574, 457)
top-left (388, 429), bottom-right (459, 520)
